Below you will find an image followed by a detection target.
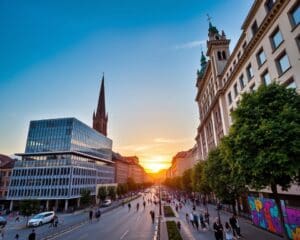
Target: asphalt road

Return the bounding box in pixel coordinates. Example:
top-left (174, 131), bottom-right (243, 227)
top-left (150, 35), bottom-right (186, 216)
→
top-left (51, 192), bottom-right (159, 240)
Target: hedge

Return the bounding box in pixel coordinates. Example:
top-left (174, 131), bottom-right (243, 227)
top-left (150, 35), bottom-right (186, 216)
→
top-left (164, 206), bottom-right (175, 217)
top-left (166, 221), bottom-right (183, 240)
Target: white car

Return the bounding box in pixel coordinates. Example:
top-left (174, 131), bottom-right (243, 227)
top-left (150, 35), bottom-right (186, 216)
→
top-left (101, 199), bottom-right (112, 207)
top-left (27, 211), bottom-right (55, 227)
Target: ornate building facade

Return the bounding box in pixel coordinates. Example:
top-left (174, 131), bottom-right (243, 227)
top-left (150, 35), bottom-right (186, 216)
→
top-left (196, 0), bottom-right (300, 162)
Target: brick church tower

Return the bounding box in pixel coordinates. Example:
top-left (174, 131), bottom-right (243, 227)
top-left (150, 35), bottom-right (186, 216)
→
top-left (93, 74), bottom-right (108, 136)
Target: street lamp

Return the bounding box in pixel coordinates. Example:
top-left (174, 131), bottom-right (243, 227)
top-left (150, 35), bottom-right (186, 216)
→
top-left (159, 184), bottom-right (162, 216)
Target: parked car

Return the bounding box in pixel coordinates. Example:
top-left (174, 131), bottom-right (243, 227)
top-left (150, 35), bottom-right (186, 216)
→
top-left (27, 211), bottom-right (55, 227)
top-left (101, 199), bottom-right (112, 207)
top-left (0, 216), bottom-right (7, 227)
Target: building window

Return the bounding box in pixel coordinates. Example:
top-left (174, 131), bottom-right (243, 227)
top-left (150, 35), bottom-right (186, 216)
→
top-left (261, 70), bottom-right (271, 85)
top-left (242, 41), bottom-right (247, 49)
top-left (285, 78), bottom-right (297, 89)
top-left (239, 75), bottom-right (245, 90)
top-left (270, 28), bottom-right (283, 50)
top-left (289, 1), bottom-right (300, 28)
top-left (228, 92), bottom-right (232, 105)
top-left (256, 48), bottom-right (266, 67)
top-left (251, 21), bottom-right (259, 36)
top-left (265, 0), bottom-right (275, 13)
top-left (246, 64), bottom-right (254, 81)
top-left (234, 83), bottom-right (239, 97)
top-left (296, 34), bottom-right (300, 52)
top-left (217, 51), bottom-right (222, 60)
top-left (222, 51), bottom-right (226, 60)
top-left (237, 51), bottom-right (241, 59)
top-left (276, 51), bottom-right (291, 75)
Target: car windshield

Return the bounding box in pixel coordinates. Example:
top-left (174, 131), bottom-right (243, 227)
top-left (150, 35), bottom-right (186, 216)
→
top-left (32, 214), bottom-right (44, 219)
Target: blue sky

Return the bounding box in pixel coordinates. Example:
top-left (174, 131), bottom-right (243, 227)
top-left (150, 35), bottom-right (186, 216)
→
top-left (0, 0), bottom-right (252, 171)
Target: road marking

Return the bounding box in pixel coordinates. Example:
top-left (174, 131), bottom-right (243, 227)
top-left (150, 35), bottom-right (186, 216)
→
top-left (120, 230), bottom-right (129, 240)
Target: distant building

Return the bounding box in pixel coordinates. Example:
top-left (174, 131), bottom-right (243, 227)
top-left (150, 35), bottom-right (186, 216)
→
top-left (113, 153), bottom-right (149, 184)
top-left (93, 75), bottom-right (108, 136)
top-left (167, 146), bottom-right (198, 178)
top-left (8, 118), bottom-right (114, 211)
top-left (0, 154), bottom-right (15, 207)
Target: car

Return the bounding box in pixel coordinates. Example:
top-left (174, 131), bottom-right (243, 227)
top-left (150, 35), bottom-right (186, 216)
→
top-left (27, 211), bottom-right (55, 227)
top-left (101, 199), bottom-right (112, 207)
top-left (0, 216), bottom-right (7, 227)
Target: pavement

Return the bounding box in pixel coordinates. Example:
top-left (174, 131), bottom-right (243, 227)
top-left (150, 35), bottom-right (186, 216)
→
top-left (161, 199), bottom-right (284, 240)
top-left (2, 195), bottom-right (143, 240)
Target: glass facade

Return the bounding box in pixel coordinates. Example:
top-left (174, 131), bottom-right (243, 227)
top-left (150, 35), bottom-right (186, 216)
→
top-left (8, 118), bottom-right (114, 201)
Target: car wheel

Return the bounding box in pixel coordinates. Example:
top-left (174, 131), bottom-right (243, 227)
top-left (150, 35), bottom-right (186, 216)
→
top-left (39, 221), bottom-right (43, 226)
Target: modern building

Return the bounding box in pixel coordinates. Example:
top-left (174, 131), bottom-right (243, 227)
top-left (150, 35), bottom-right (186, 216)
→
top-left (8, 118), bottom-right (114, 211)
top-left (0, 154), bottom-right (15, 207)
top-left (93, 75), bottom-right (108, 136)
top-left (195, 0), bottom-right (299, 161)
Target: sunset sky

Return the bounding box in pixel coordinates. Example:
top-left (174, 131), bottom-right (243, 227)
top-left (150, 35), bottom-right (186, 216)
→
top-left (0, 0), bottom-right (252, 173)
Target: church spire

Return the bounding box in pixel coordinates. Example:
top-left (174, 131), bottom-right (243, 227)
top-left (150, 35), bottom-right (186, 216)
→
top-left (93, 73), bottom-right (108, 136)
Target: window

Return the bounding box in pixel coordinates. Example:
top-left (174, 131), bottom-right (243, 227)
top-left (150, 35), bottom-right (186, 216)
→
top-left (222, 51), bottom-right (226, 60)
top-left (261, 70), bottom-right (271, 85)
top-left (296, 35), bottom-right (300, 52)
top-left (265, 0), bottom-right (275, 12)
top-left (217, 51), bottom-right (222, 60)
top-left (246, 64), bottom-right (254, 81)
top-left (250, 83), bottom-right (256, 92)
top-left (227, 92), bottom-right (232, 105)
top-left (251, 21), bottom-right (258, 36)
top-left (289, 2), bottom-right (300, 28)
top-left (276, 52), bottom-right (291, 75)
top-left (256, 49), bottom-right (266, 67)
top-left (239, 75), bottom-right (245, 89)
top-left (237, 51), bottom-right (241, 59)
top-left (234, 83), bottom-right (239, 97)
top-left (286, 78), bottom-right (297, 89)
top-left (270, 28), bottom-right (283, 50)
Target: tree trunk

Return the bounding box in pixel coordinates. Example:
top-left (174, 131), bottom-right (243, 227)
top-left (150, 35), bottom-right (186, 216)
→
top-left (271, 184), bottom-right (289, 240)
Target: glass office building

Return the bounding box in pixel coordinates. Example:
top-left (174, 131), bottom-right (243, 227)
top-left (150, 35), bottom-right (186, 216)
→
top-left (8, 118), bottom-right (114, 211)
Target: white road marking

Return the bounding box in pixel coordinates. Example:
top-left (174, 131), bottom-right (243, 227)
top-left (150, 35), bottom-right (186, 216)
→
top-left (120, 230), bottom-right (129, 240)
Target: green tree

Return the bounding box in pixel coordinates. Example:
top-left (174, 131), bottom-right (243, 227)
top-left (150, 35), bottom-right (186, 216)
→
top-left (204, 146), bottom-right (245, 214)
top-left (224, 83), bottom-right (300, 239)
top-left (107, 186), bottom-right (116, 200)
top-left (80, 189), bottom-right (92, 206)
top-left (19, 200), bottom-right (40, 217)
top-left (97, 186), bottom-right (107, 202)
top-left (192, 161), bottom-right (211, 194)
top-left (181, 169), bottom-right (193, 192)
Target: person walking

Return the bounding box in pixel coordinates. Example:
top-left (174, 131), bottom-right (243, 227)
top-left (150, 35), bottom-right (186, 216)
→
top-left (213, 218), bottom-right (224, 240)
top-left (193, 212), bottom-right (199, 231)
top-left (136, 203), bottom-right (139, 212)
top-left (15, 233), bottom-right (20, 240)
top-left (185, 213), bottom-right (189, 224)
top-left (205, 211), bottom-right (210, 226)
top-left (128, 203), bottom-right (131, 211)
top-left (225, 222), bottom-right (234, 240)
top-left (177, 221), bottom-right (181, 231)
top-left (89, 209), bottom-right (93, 223)
top-left (28, 229), bottom-right (36, 240)
top-left (199, 213), bottom-right (206, 230)
top-left (229, 214), bottom-right (241, 238)
top-left (95, 209), bottom-right (101, 221)
top-left (143, 201), bottom-right (146, 209)
top-left (189, 212), bottom-right (195, 228)
top-left (150, 210), bottom-right (155, 224)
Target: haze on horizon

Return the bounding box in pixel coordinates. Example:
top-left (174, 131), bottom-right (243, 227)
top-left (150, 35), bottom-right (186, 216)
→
top-left (0, 0), bottom-right (252, 173)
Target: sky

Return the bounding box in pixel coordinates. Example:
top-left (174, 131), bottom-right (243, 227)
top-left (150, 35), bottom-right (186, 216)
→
top-left (0, 0), bottom-right (253, 173)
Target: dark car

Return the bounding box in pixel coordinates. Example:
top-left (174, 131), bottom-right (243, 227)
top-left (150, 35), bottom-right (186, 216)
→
top-left (0, 216), bottom-right (7, 226)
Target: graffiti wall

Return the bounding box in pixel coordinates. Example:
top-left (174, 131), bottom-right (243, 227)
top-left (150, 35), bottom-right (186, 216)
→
top-left (248, 197), bottom-right (300, 240)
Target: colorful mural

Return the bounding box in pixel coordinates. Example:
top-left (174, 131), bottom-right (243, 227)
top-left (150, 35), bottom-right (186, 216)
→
top-left (248, 197), bottom-right (300, 240)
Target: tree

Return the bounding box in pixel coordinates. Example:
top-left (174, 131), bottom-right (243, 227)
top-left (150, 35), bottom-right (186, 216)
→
top-left (181, 169), bottom-right (193, 192)
top-left (204, 146), bottom-right (245, 214)
top-left (225, 83), bottom-right (300, 239)
top-left (192, 161), bottom-right (211, 195)
top-left (19, 200), bottom-right (40, 218)
top-left (80, 189), bottom-right (92, 206)
top-left (107, 186), bottom-right (116, 200)
top-left (97, 186), bottom-right (107, 202)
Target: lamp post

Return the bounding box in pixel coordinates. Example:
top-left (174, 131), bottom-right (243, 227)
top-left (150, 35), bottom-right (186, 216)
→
top-left (159, 184), bottom-right (162, 216)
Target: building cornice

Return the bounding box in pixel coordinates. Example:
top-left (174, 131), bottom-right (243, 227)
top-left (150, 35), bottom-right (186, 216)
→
top-left (241, 0), bottom-right (262, 30)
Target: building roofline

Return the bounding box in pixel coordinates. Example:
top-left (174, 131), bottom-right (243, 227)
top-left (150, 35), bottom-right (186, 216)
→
top-left (15, 151), bottom-right (114, 164)
top-left (241, 0), bottom-right (262, 30)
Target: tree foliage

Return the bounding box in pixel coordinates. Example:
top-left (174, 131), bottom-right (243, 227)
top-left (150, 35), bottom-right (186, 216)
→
top-left (192, 161), bottom-right (211, 194)
top-left (107, 186), bottom-right (117, 200)
top-left (80, 189), bottom-right (92, 206)
top-left (97, 186), bottom-right (107, 202)
top-left (19, 200), bottom-right (40, 217)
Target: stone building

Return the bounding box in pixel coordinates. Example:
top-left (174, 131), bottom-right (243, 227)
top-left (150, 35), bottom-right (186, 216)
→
top-left (0, 154), bottom-right (15, 207)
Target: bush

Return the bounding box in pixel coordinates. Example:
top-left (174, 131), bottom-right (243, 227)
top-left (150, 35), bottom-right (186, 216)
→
top-left (166, 221), bottom-right (182, 240)
top-left (164, 206), bottom-right (175, 217)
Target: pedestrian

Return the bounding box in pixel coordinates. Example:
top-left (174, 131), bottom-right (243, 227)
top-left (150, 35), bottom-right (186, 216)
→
top-left (225, 222), bottom-right (234, 240)
top-left (136, 203), bottom-right (139, 212)
top-left (150, 210), bottom-right (155, 224)
top-left (95, 209), bottom-right (101, 221)
top-left (185, 213), bottom-right (189, 224)
top-left (89, 209), bottom-right (93, 223)
top-left (205, 211), bottom-right (210, 226)
top-left (15, 233), bottom-right (20, 240)
top-left (213, 218), bottom-right (224, 240)
top-left (177, 221), bottom-right (181, 231)
top-left (199, 213), bottom-right (206, 230)
top-left (49, 216), bottom-right (54, 228)
top-left (229, 214), bottom-right (241, 238)
top-left (128, 203), bottom-right (131, 211)
top-left (189, 212), bottom-right (195, 228)
top-left (28, 229), bottom-right (36, 240)
top-left (193, 212), bottom-right (199, 231)
top-left (143, 201), bottom-right (146, 209)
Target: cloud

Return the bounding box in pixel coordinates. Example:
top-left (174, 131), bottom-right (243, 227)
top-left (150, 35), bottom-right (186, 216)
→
top-left (174, 40), bottom-right (206, 50)
top-left (154, 137), bottom-right (190, 144)
top-left (118, 143), bottom-right (161, 152)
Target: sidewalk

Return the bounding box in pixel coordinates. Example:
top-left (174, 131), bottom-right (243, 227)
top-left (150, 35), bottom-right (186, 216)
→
top-left (174, 201), bottom-right (283, 240)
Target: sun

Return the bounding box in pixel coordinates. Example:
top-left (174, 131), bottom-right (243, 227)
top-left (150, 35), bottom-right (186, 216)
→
top-left (140, 155), bottom-right (171, 173)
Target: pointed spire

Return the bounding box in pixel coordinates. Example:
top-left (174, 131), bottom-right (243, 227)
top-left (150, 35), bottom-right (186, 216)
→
top-left (200, 51), bottom-right (207, 67)
top-left (93, 73), bottom-right (108, 136)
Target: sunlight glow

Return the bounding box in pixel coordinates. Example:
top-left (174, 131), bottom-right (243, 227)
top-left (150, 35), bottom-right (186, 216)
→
top-left (140, 155), bottom-right (171, 173)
